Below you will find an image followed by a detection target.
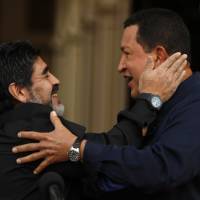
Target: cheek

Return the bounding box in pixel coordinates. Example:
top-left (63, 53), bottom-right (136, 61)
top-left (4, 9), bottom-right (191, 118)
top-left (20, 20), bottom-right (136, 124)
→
top-left (33, 82), bottom-right (52, 95)
top-left (128, 62), bottom-right (146, 82)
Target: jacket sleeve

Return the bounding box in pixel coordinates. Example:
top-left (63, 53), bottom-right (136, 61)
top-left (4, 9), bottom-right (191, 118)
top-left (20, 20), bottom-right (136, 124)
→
top-left (85, 99), bottom-right (157, 148)
top-left (83, 101), bottom-right (200, 193)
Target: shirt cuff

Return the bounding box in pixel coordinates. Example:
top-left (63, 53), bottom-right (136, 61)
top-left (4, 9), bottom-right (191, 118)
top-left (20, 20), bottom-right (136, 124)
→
top-left (83, 141), bottom-right (104, 161)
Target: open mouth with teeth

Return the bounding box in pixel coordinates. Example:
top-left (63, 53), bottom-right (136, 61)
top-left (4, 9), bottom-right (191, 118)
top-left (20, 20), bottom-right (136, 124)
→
top-left (124, 75), bottom-right (133, 81)
top-left (51, 94), bottom-right (61, 105)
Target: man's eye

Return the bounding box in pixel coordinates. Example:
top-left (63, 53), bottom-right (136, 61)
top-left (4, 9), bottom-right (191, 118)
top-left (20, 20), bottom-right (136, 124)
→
top-left (45, 73), bottom-right (49, 78)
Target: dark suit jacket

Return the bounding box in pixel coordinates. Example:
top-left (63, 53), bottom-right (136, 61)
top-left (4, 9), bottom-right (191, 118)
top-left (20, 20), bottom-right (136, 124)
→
top-left (0, 103), bottom-right (89, 200)
top-left (0, 101), bottom-right (156, 200)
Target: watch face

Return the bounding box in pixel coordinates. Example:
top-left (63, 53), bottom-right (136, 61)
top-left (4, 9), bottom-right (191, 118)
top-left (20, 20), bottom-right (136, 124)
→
top-left (151, 96), bottom-right (162, 108)
top-left (68, 148), bottom-right (80, 162)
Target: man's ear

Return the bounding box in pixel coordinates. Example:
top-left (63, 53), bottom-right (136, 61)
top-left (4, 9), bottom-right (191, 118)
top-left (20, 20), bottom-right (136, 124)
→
top-left (152, 46), bottom-right (169, 67)
top-left (8, 83), bottom-right (29, 103)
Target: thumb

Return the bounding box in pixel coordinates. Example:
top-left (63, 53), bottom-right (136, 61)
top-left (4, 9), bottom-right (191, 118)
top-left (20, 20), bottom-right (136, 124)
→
top-left (50, 111), bottom-right (63, 129)
top-left (144, 56), bottom-right (154, 70)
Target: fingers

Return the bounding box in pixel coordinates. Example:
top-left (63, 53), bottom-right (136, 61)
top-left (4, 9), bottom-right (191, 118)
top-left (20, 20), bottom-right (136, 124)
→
top-left (50, 111), bottom-right (63, 129)
top-left (33, 157), bottom-right (53, 174)
top-left (144, 55), bottom-right (154, 70)
top-left (172, 60), bottom-right (187, 80)
top-left (167, 54), bottom-right (187, 73)
top-left (17, 131), bottom-right (47, 140)
top-left (16, 151), bottom-right (51, 164)
top-left (12, 143), bottom-right (41, 153)
top-left (164, 59), bottom-right (186, 85)
top-left (167, 70), bottom-right (186, 98)
top-left (159, 52), bottom-right (181, 70)
top-left (174, 70), bottom-right (186, 87)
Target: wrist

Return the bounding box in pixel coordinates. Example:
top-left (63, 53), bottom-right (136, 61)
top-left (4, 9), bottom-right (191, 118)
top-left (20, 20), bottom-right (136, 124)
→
top-left (80, 139), bottom-right (87, 161)
top-left (139, 89), bottom-right (161, 98)
top-left (136, 93), bottom-right (163, 111)
top-left (67, 136), bottom-right (83, 162)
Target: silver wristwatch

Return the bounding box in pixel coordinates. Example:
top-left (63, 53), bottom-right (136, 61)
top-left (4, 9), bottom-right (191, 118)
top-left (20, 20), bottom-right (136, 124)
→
top-left (68, 137), bottom-right (81, 162)
top-left (136, 93), bottom-right (163, 110)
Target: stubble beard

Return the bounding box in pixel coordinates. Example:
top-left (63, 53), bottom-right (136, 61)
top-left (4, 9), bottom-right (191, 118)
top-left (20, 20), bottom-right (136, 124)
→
top-left (28, 89), bottom-right (65, 116)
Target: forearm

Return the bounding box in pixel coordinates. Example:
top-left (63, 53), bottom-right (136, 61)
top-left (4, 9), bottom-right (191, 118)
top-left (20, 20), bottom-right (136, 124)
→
top-left (80, 98), bottom-right (158, 171)
top-left (81, 141), bottom-right (192, 193)
top-left (85, 99), bottom-right (157, 148)
top-left (81, 103), bottom-right (200, 193)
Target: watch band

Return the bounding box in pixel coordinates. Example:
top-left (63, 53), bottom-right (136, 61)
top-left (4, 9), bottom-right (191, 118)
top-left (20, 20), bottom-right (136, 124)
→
top-left (73, 137), bottom-right (82, 148)
top-left (68, 136), bottom-right (84, 162)
top-left (136, 93), bottom-right (163, 111)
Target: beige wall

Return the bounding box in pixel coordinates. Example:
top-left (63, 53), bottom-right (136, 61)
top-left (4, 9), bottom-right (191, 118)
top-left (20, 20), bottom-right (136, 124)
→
top-left (51, 0), bottom-right (130, 132)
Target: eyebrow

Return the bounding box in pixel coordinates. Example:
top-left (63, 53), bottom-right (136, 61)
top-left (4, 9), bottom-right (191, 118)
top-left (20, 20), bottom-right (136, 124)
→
top-left (42, 66), bottom-right (49, 75)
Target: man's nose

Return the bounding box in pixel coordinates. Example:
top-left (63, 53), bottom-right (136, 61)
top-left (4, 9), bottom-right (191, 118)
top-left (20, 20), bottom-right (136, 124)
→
top-left (49, 73), bottom-right (60, 85)
top-left (118, 55), bottom-right (126, 73)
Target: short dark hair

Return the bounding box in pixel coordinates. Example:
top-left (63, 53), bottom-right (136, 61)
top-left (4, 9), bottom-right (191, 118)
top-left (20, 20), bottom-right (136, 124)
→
top-left (0, 40), bottom-right (40, 112)
top-left (124, 8), bottom-right (191, 62)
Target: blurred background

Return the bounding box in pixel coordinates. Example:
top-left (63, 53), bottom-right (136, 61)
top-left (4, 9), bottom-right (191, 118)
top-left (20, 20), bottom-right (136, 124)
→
top-left (0, 0), bottom-right (199, 132)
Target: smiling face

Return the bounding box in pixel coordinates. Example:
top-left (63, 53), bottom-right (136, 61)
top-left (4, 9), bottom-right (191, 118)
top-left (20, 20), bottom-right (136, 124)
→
top-left (27, 56), bottom-right (64, 115)
top-left (118, 25), bottom-right (153, 97)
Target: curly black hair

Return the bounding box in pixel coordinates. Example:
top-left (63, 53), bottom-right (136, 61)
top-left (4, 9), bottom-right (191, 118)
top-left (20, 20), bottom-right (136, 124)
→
top-left (0, 40), bottom-right (40, 112)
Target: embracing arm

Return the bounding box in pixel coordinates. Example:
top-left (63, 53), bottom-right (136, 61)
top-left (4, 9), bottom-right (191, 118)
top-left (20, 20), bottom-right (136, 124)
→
top-left (82, 99), bottom-right (200, 192)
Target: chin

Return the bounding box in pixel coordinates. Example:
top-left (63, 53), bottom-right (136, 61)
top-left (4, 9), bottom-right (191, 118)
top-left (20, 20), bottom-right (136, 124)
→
top-left (131, 89), bottom-right (139, 97)
top-left (52, 103), bottom-right (65, 116)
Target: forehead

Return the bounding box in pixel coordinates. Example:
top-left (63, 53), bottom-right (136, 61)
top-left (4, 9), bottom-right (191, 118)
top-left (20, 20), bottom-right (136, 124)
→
top-left (121, 25), bottom-right (138, 48)
top-left (32, 56), bottom-right (47, 75)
